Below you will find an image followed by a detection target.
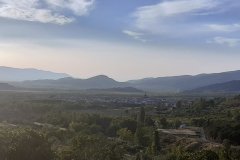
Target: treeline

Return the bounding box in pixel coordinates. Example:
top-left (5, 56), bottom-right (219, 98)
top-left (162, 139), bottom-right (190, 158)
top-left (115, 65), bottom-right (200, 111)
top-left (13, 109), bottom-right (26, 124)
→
top-left (0, 106), bottom-right (236, 160)
top-left (1, 92), bottom-right (240, 159)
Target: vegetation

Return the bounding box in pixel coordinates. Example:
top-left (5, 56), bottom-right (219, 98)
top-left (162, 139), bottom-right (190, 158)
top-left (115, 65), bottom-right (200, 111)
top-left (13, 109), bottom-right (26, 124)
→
top-left (0, 91), bottom-right (240, 159)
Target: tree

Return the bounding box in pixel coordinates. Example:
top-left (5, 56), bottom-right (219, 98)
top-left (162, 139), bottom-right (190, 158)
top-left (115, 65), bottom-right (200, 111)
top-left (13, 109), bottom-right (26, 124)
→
top-left (174, 120), bottom-right (182, 129)
top-left (220, 139), bottom-right (231, 160)
top-left (151, 130), bottom-right (160, 155)
top-left (199, 150), bottom-right (219, 160)
top-left (233, 111), bottom-right (240, 121)
top-left (145, 117), bottom-right (155, 127)
top-left (2, 129), bottom-right (54, 160)
top-left (178, 150), bottom-right (219, 160)
top-left (135, 152), bottom-right (151, 160)
top-left (117, 128), bottom-right (133, 142)
top-left (95, 116), bottom-right (112, 131)
top-left (138, 107), bottom-right (145, 124)
top-left (134, 126), bottom-right (144, 146)
top-left (119, 118), bottom-right (137, 133)
top-left (135, 153), bottom-right (141, 160)
top-left (160, 117), bottom-right (168, 129)
top-left (176, 100), bottom-right (182, 108)
top-left (71, 135), bottom-right (125, 160)
top-left (106, 125), bottom-right (118, 137)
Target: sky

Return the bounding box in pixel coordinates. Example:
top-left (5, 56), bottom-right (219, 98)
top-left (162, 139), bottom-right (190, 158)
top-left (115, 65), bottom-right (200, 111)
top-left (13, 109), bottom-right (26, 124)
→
top-left (0, 0), bottom-right (240, 81)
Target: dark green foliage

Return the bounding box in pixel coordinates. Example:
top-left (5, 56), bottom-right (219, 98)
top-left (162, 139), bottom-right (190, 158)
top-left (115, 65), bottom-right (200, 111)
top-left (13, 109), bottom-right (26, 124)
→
top-left (176, 100), bottom-right (182, 108)
top-left (174, 119), bottom-right (182, 129)
top-left (205, 120), bottom-right (240, 145)
top-left (232, 110), bottom-right (240, 121)
top-left (151, 130), bottom-right (160, 155)
top-left (106, 125), bottom-right (118, 137)
top-left (134, 126), bottom-right (144, 146)
top-left (178, 150), bottom-right (219, 160)
top-left (145, 116), bottom-right (155, 127)
top-left (94, 116), bottom-right (112, 131)
top-left (70, 135), bottom-right (125, 160)
top-left (160, 117), bottom-right (168, 129)
top-left (0, 129), bottom-right (54, 160)
top-left (119, 118), bottom-right (138, 133)
top-left (117, 128), bottom-right (134, 142)
top-left (135, 152), bottom-right (151, 160)
top-left (220, 139), bottom-right (231, 160)
top-left (0, 92), bottom-right (240, 159)
top-left (191, 118), bottom-right (207, 127)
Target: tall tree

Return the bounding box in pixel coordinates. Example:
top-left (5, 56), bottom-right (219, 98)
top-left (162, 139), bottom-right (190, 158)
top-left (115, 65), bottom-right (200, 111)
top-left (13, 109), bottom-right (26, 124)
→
top-left (160, 117), bottom-right (168, 129)
top-left (151, 130), bottom-right (160, 155)
top-left (138, 107), bottom-right (145, 124)
top-left (134, 126), bottom-right (144, 146)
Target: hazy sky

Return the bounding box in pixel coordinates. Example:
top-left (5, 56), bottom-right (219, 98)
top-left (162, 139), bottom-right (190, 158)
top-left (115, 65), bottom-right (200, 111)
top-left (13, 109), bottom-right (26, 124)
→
top-left (0, 0), bottom-right (240, 81)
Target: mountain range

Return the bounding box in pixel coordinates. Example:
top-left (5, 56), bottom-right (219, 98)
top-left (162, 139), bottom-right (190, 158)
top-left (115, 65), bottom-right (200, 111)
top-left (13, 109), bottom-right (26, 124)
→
top-left (15, 75), bottom-right (127, 90)
top-left (2, 66), bottom-right (240, 93)
top-left (0, 66), bottom-right (69, 81)
top-left (0, 83), bottom-right (17, 90)
top-left (186, 80), bottom-right (240, 94)
top-left (128, 70), bottom-right (240, 92)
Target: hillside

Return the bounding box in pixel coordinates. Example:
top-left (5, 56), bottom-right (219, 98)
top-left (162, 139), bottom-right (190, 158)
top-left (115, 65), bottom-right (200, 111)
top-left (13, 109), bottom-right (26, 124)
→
top-left (128, 70), bottom-right (240, 92)
top-left (185, 80), bottom-right (240, 93)
top-left (4, 68), bottom-right (240, 92)
top-left (16, 75), bottom-right (130, 90)
top-left (0, 66), bottom-right (70, 81)
top-left (0, 83), bottom-right (17, 90)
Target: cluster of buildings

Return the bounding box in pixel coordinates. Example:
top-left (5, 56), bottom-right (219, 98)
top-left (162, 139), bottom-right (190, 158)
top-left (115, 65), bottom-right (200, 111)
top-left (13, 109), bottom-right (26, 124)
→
top-left (51, 94), bottom-right (176, 106)
top-left (49, 93), bottom-right (194, 111)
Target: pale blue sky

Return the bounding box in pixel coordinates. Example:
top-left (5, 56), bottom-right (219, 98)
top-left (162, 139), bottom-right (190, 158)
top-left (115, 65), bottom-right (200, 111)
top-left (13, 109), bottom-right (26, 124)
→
top-left (0, 0), bottom-right (240, 80)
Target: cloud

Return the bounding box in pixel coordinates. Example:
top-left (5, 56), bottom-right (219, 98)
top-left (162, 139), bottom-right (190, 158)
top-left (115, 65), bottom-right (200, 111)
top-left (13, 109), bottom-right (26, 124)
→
top-left (0, 0), bottom-right (95, 25)
top-left (132, 0), bottom-right (220, 34)
top-left (129, 0), bottom-right (240, 47)
top-left (122, 30), bottom-right (147, 42)
top-left (207, 37), bottom-right (240, 47)
top-left (135, 0), bottom-right (218, 17)
top-left (206, 23), bottom-right (240, 32)
top-left (46, 0), bottom-right (95, 16)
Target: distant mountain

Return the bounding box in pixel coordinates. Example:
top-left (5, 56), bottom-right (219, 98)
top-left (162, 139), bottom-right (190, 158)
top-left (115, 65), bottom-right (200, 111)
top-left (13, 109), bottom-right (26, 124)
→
top-left (0, 83), bottom-right (17, 90)
top-left (185, 80), bottom-right (240, 93)
top-left (5, 67), bottom-right (240, 92)
top-left (16, 75), bottom-right (130, 90)
top-left (0, 66), bottom-right (70, 81)
top-left (128, 70), bottom-right (240, 92)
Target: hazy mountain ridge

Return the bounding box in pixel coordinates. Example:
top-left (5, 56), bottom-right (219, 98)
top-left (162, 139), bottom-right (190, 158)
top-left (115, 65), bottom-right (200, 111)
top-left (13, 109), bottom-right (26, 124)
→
top-left (185, 80), bottom-right (240, 93)
top-left (128, 70), bottom-right (240, 92)
top-left (0, 83), bottom-right (17, 90)
top-left (0, 66), bottom-right (70, 81)
top-left (2, 67), bottom-right (240, 92)
top-left (16, 75), bottom-right (130, 90)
